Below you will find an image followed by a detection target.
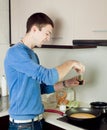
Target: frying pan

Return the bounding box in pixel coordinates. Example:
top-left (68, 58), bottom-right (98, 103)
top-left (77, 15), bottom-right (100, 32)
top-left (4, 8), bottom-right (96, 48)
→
top-left (66, 107), bottom-right (101, 122)
top-left (45, 107), bottom-right (101, 122)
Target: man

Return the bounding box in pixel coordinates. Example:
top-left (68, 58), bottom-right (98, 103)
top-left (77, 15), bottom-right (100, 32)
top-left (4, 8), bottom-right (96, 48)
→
top-left (4, 12), bottom-right (85, 130)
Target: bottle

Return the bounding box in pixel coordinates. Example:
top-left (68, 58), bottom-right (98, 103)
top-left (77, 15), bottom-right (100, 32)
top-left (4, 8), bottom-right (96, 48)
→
top-left (1, 75), bottom-right (8, 96)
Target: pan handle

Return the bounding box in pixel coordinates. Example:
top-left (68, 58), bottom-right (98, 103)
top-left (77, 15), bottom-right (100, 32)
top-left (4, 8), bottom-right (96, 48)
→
top-left (44, 109), bottom-right (65, 116)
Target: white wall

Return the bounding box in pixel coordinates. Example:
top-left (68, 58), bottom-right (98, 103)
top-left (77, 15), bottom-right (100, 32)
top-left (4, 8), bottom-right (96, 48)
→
top-left (0, 45), bottom-right (9, 83)
top-left (34, 47), bottom-right (107, 104)
top-left (0, 0), bottom-right (9, 83)
top-left (0, 44), bottom-right (107, 104)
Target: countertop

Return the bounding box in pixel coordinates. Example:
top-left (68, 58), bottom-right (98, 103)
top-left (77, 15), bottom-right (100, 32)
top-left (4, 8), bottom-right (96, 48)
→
top-left (44, 112), bottom-right (84, 130)
top-left (0, 96), bottom-right (9, 117)
top-left (0, 96), bottom-right (85, 130)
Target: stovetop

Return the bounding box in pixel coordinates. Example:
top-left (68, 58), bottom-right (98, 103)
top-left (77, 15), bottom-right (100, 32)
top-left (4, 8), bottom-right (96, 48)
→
top-left (57, 115), bottom-right (107, 130)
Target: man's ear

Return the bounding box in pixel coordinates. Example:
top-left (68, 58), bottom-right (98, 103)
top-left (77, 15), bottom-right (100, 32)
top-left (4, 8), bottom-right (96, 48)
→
top-left (31, 25), bottom-right (38, 32)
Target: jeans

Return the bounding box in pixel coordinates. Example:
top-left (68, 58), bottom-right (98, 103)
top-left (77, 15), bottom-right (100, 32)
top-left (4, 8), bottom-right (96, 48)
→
top-left (9, 119), bottom-right (45, 130)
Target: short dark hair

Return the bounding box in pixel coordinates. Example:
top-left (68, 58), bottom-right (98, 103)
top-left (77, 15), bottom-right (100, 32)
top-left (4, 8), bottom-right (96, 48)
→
top-left (26, 12), bottom-right (54, 33)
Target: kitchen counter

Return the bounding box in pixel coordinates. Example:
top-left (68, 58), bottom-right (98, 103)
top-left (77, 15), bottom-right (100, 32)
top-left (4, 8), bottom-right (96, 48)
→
top-left (44, 112), bottom-right (84, 130)
top-left (0, 96), bottom-right (9, 117)
top-left (0, 96), bottom-right (84, 130)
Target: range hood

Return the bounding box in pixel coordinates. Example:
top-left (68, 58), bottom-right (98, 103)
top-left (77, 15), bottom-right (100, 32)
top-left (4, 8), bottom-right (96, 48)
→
top-left (73, 40), bottom-right (107, 46)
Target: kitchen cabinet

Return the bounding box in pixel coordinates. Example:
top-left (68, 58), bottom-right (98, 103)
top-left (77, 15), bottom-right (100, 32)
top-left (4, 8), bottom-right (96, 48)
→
top-left (73, 0), bottom-right (107, 39)
top-left (0, 0), bottom-right (9, 44)
top-left (10, 0), bottom-right (107, 45)
top-left (43, 122), bottom-right (65, 130)
top-left (0, 115), bottom-right (9, 130)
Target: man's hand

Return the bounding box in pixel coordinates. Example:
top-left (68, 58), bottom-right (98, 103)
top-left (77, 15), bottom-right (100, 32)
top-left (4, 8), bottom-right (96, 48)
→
top-left (56, 60), bottom-right (85, 81)
top-left (54, 75), bottom-right (85, 91)
top-left (64, 76), bottom-right (85, 88)
top-left (72, 60), bottom-right (85, 74)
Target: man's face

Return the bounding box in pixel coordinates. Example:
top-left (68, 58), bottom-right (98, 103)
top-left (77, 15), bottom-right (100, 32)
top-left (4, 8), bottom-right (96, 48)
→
top-left (34, 24), bottom-right (53, 47)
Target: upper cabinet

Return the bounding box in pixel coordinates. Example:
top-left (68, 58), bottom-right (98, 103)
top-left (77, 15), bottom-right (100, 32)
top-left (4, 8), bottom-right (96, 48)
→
top-left (0, 0), bottom-right (9, 44)
top-left (10, 0), bottom-right (107, 46)
top-left (73, 0), bottom-right (107, 39)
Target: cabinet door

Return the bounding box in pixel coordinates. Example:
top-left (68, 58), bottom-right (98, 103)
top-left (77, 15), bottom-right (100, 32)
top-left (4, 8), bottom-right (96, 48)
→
top-left (43, 122), bottom-right (65, 130)
top-left (10, 0), bottom-right (75, 45)
top-left (0, 116), bottom-right (9, 130)
top-left (73, 0), bottom-right (107, 39)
